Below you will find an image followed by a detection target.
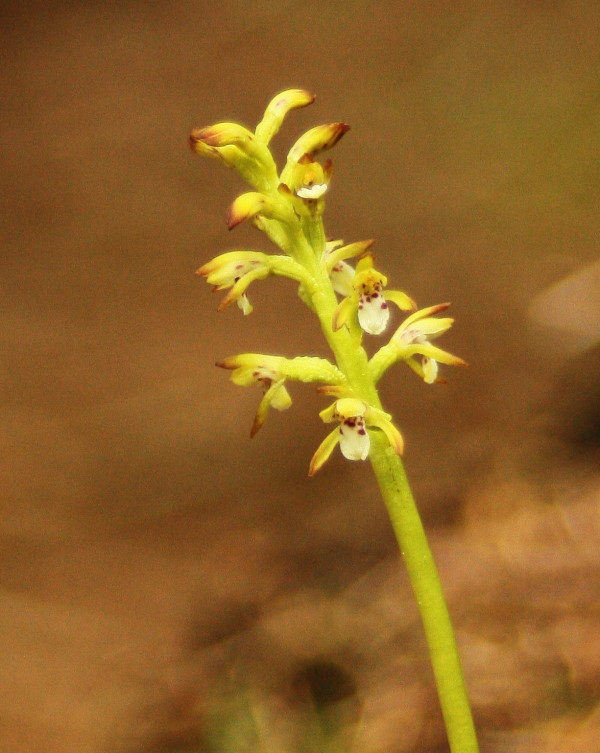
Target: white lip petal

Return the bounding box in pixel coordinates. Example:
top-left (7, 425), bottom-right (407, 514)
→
top-left (269, 384), bottom-right (292, 411)
top-left (329, 260), bottom-right (355, 297)
top-left (339, 419), bottom-right (370, 460)
top-left (236, 293), bottom-right (253, 315)
top-left (296, 183), bottom-right (328, 199)
top-left (358, 296), bottom-right (390, 335)
top-left (422, 357), bottom-right (438, 384)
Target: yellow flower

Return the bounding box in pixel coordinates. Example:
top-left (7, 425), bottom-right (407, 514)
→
top-left (217, 354), bottom-right (347, 437)
top-left (217, 354), bottom-right (293, 437)
top-left (391, 303), bottom-right (467, 383)
top-left (369, 303), bottom-right (467, 383)
top-left (278, 123), bottom-right (349, 216)
top-left (196, 251), bottom-right (271, 315)
top-left (197, 249), bottom-right (312, 315)
top-left (332, 253), bottom-right (415, 335)
top-left (325, 238), bottom-right (373, 294)
top-left (281, 155), bottom-right (333, 217)
top-left (309, 396), bottom-right (404, 476)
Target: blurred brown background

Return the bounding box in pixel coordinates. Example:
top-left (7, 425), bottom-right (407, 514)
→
top-left (2, 1), bottom-right (600, 751)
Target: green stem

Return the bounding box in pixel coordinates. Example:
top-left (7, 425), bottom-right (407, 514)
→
top-left (304, 217), bottom-right (479, 753)
top-left (368, 437), bottom-right (479, 753)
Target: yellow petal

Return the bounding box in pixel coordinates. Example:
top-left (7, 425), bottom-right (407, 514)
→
top-left (384, 290), bottom-right (417, 312)
top-left (379, 419), bottom-right (404, 456)
top-left (196, 250), bottom-right (268, 284)
top-left (332, 296), bottom-right (356, 331)
top-left (325, 239), bottom-right (374, 269)
top-left (405, 342), bottom-right (467, 367)
top-left (250, 392), bottom-right (271, 437)
top-left (217, 266), bottom-right (270, 310)
top-left (355, 252), bottom-right (375, 275)
top-left (318, 401), bottom-right (339, 423)
top-left (334, 397), bottom-right (367, 418)
top-left (398, 303), bottom-right (451, 330)
top-left (366, 410), bottom-right (404, 456)
top-left (308, 428), bottom-right (340, 476)
top-left (249, 381), bottom-right (291, 437)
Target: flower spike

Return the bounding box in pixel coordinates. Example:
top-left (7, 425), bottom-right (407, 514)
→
top-left (190, 92), bottom-right (479, 753)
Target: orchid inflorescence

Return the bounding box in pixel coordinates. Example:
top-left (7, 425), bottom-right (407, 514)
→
top-left (191, 89), bottom-right (466, 475)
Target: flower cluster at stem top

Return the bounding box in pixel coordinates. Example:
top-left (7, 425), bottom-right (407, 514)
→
top-left (190, 89), bottom-right (466, 474)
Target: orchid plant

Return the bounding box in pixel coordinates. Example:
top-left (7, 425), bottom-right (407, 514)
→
top-left (190, 89), bottom-right (479, 753)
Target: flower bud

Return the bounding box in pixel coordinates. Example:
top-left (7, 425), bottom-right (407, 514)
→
top-left (189, 123), bottom-right (278, 191)
top-left (191, 122), bottom-right (255, 147)
top-left (255, 88), bottom-right (315, 144)
top-left (226, 192), bottom-right (297, 230)
top-left (287, 123), bottom-right (350, 163)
